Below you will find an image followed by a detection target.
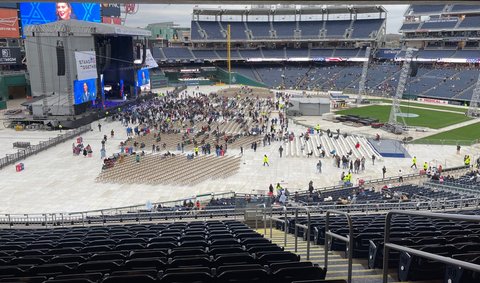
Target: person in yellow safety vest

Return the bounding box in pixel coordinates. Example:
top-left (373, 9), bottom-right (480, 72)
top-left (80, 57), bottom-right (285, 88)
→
top-left (315, 124), bottom-right (321, 134)
top-left (465, 156), bottom-right (471, 166)
top-left (411, 156), bottom-right (417, 169)
top-left (275, 183), bottom-right (282, 194)
top-left (194, 146), bottom-right (199, 156)
top-left (423, 162), bottom-right (428, 171)
top-left (263, 154), bottom-right (270, 166)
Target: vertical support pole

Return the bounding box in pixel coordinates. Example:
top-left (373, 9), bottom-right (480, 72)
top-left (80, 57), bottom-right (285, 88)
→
top-left (383, 213), bottom-right (393, 283)
top-left (306, 208), bottom-right (311, 260)
top-left (294, 208), bottom-right (298, 252)
top-left (227, 24), bottom-right (232, 86)
top-left (263, 204), bottom-right (267, 236)
top-left (270, 206), bottom-right (273, 239)
top-left (255, 206), bottom-right (258, 230)
top-left (6, 214), bottom-right (12, 228)
top-left (284, 207), bottom-right (288, 247)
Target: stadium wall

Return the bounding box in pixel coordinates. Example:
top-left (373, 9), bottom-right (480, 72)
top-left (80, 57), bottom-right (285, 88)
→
top-left (216, 68), bottom-right (267, 88)
top-left (0, 73), bottom-right (29, 102)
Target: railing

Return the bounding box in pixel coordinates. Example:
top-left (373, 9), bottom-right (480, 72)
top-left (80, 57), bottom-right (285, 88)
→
top-left (3, 197), bottom-right (480, 228)
top-left (292, 164), bottom-right (469, 198)
top-left (325, 210), bottom-right (354, 283)
top-left (427, 179), bottom-right (480, 193)
top-left (268, 206), bottom-right (288, 247)
top-left (255, 203), bottom-right (267, 236)
top-left (0, 125), bottom-right (92, 170)
top-left (382, 210), bottom-right (480, 283)
top-left (294, 207), bottom-right (311, 260)
top-left (412, 138), bottom-right (479, 146)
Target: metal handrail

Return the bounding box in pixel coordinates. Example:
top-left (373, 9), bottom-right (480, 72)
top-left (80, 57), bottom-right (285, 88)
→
top-left (3, 197), bottom-right (480, 228)
top-left (294, 207), bottom-right (311, 260)
top-left (325, 210), bottom-right (354, 283)
top-left (268, 206), bottom-right (288, 247)
top-left (382, 210), bottom-right (480, 283)
top-left (254, 203), bottom-right (267, 235)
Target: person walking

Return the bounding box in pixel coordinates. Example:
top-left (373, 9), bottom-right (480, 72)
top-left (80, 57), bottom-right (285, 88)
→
top-left (423, 161), bottom-right (428, 171)
top-left (110, 130), bottom-right (114, 138)
top-left (382, 166), bottom-right (387, 179)
top-left (279, 145), bottom-right (284, 158)
top-left (268, 184), bottom-right (274, 197)
top-left (411, 156), bottom-right (417, 169)
top-left (263, 154), bottom-right (269, 166)
top-left (372, 154), bottom-right (376, 165)
top-left (308, 180), bottom-right (314, 193)
top-left (316, 159), bottom-right (322, 173)
top-left (98, 123), bottom-right (102, 132)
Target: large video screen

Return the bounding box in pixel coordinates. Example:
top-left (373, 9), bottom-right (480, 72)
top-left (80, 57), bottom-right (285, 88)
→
top-left (136, 69), bottom-right (151, 91)
top-left (20, 3), bottom-right (100, 27)
top-left (74, 78), bottom-right (97, 105)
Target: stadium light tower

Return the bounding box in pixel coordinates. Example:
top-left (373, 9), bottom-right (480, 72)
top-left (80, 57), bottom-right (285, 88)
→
top-left (467, 74), bottom-right (480, 118)
top-left (388, 47), bottom-right (416, 130)
top-left (356, 46), bottom-right (371, 106)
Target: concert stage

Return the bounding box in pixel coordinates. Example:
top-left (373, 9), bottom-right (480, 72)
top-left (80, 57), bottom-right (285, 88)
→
top-left (23, 20), bottom-right (155, 128)
top-left (9, 93), bottom-right (156, 129)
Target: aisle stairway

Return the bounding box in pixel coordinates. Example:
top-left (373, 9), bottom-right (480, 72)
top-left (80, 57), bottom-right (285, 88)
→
top-left (286, 134), bottom-right (381, 161)
top-left (258, 228), bottom-right (441, 283)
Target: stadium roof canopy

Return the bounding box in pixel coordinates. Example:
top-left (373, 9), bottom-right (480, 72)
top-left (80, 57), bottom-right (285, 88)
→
top-left (24, 20), bottom-right (151, 37)
top-left (13, 0), bottom-right (480, 3)
top-left (193, 5), bottom-right (386, 16)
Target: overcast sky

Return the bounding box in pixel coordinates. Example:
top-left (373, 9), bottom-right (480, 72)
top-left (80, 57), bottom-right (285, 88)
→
top-left (125, 5), bottom-right (409, 34)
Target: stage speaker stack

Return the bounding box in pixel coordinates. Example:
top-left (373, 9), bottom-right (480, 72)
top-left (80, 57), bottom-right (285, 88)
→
top-left (136, 44), bottom-right (141, 60)
top-left (410, 61), bottom-right (418, 77)
top-left (141, 44), bottom-right (146, 65)
top-left (104, 42), bottom-right (111, 71)
top-left (56, 45), bottom-right (65, 76)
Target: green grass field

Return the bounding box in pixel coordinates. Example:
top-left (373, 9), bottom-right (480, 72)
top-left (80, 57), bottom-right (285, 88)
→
top-left (335, 105), bottom-right (471, 129)
top-left (368, 99), bottom-right (466, 113)
top-left (415, 122), bottom-right (480, 145)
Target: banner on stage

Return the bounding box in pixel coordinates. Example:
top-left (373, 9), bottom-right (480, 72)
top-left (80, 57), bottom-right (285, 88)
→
top-left (75, 51), bottom-right (98, 80)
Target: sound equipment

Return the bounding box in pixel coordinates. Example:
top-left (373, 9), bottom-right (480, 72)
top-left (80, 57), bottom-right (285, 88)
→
top-left (141, 44), bottom-right (146, 65)
top-left (56, 45), bottom-right (65, 76)
top-left (410, 61), bottom-right (418, 77)
top-left (136, 44), bottom-right (141, 60)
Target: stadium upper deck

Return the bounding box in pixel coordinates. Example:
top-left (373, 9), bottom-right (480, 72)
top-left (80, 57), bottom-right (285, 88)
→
top-left (400, 4), bottom-right (480, 49)
top-left (190, 6), bottom-right (386, 44)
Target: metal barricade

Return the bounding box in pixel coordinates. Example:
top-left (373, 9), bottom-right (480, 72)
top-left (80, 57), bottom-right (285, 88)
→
top-left (382, 210), bottom-right (480, 283)
top-left (325, 210), bottom-right (354, 283)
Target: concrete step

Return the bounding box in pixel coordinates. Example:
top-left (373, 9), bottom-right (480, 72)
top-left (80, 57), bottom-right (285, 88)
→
top-left (258, 228), bottom-right (443, 283)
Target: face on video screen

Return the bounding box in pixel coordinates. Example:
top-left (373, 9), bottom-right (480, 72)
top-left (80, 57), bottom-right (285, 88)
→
top-left (56, 2), bottom-right (73, 21)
